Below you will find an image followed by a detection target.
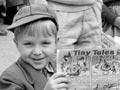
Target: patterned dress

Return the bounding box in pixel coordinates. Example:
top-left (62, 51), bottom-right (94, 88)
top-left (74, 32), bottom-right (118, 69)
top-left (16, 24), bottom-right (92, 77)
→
top-left (103, 0), bottom-right (120, 37)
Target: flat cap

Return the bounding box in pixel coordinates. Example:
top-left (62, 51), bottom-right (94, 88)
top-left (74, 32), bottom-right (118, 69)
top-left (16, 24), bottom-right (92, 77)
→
top-left (7, 4), bottom-right (58, 32)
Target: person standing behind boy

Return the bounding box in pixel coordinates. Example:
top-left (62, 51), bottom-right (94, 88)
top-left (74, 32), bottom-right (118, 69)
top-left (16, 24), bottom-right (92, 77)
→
top-left (4, 0), bottom-right (28, 25)
top-left (102, 0), bottom-right (120, 45)
top-left (35, 0), bottom-right (103, 49)
top-left (0, 4), bottom-right (69, 90)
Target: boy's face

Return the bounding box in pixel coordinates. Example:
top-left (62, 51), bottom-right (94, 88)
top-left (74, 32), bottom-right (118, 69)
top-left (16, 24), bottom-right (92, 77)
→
top-left (15, 32), bottom-right (56, 70)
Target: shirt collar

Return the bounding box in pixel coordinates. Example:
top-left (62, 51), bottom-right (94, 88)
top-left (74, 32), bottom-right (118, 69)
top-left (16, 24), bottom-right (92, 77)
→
top-left (45, 62), bottom-right (55, 73)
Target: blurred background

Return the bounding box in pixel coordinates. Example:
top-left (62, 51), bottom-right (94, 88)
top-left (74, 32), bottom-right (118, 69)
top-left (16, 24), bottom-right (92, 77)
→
top-left (0, 0), bottom-right (34, 75)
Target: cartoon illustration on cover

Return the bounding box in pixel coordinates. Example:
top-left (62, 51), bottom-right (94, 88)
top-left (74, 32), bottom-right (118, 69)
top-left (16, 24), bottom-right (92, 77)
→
top-left (57, 49), bottom-right (120, 90)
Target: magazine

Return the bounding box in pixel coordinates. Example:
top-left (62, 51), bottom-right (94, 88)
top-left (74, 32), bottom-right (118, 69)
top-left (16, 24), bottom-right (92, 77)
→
top-left (57, 48), bottom-right (120, 90)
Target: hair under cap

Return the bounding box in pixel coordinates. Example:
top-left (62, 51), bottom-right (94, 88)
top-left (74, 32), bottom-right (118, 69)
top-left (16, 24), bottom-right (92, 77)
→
top-left (7, 4), bottom-right (58, 32)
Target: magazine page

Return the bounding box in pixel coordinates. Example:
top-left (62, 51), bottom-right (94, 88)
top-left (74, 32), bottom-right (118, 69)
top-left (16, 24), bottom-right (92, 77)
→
top-left (57, 48), bottom-right (120, 90)
top-left (101, 32), bottom-right (117, 48)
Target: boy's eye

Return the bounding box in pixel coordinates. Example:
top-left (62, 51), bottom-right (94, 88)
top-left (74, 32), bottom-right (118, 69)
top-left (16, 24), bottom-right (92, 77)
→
top-left (24, 42), bottom-right (33, 46)
top-left (42, 42), bottom-right (51, 46)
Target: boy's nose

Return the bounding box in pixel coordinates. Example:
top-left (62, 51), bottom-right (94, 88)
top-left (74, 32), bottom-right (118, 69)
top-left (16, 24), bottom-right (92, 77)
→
top-left (32, 46), bottom-right (42, 55)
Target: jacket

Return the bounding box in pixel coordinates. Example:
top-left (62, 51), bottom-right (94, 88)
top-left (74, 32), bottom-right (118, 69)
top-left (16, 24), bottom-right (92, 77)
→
top-left (0, 58), bottom-right (56, 90)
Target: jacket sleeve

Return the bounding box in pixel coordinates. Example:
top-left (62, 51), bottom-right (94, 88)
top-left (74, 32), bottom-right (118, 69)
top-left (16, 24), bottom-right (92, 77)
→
top-left (0, 72), bottom-right (24, 90)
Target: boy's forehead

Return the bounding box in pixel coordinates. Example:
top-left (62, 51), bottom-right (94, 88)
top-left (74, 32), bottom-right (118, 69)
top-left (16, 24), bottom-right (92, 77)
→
top-left (21, 23), bottom-right (55, 37)
top-left (22, 34), bottom-right (54, 39)
top-left (16, 35), bottom-right (55, 45)
top-left (19, 31), bottom-right (49, 39)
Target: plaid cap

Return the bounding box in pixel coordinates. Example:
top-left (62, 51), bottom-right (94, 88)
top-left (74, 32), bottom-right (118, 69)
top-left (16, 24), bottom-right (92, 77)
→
top-left (7, 4), bottom-right (58, 32)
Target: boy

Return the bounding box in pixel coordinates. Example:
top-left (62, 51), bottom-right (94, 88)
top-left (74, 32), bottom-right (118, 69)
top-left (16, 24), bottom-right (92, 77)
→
top-left (35, 0), bottom-right (103, 49)
top-left (0, 4), bottom-right (69, 90)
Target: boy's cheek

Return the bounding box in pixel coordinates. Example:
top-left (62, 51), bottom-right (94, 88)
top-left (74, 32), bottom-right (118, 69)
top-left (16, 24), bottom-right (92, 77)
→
top-left (48, 45), bottom-right (57, 53)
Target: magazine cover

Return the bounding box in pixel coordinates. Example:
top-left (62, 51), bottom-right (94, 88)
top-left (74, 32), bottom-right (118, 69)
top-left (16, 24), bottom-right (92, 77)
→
top-left (57, 48), bottom-right (120, 90)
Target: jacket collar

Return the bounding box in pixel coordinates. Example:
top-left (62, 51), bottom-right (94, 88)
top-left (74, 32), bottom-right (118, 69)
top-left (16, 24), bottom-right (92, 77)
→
top-left (16, 57), bottom-right (56, 89)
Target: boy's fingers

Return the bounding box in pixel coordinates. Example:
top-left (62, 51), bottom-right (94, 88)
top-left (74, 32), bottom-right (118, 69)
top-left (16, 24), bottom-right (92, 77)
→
top-left (59, 89), bottom-right (67, 90)
top-left (57, 83), bottom-right (69, 90)
top-left (55, 77), bottom-right (69, 84)
top-left (51, 72), bottom-right (66, 79)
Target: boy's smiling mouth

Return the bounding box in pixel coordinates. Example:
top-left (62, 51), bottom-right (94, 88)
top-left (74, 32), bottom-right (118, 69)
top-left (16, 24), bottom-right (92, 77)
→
top-left (31, 57), bottom-right (46, 61)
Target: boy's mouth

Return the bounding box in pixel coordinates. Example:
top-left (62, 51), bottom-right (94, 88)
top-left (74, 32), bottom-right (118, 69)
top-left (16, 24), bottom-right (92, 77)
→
top-left (31, 57), bottom-right (45, 61)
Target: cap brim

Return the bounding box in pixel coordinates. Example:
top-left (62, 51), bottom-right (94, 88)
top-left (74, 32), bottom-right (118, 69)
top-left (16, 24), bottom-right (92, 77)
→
top-left (7, 14), bottom-right (53, 32)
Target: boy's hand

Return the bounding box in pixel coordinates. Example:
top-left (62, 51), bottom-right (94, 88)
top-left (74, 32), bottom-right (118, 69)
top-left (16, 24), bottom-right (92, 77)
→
top-left (44, 73), bottom-right (69, 90)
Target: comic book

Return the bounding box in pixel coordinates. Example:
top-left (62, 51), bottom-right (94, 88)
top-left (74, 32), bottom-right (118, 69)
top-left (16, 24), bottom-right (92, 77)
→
top-left (57, 48), bottom-right (120, 90)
